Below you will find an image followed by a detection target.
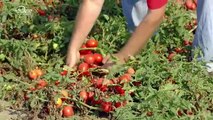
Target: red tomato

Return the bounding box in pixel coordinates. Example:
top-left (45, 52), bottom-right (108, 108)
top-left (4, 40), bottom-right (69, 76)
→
top-left (78, 62), bottom-right (89, 74)
top-left (183, 40), bottom-right (191, 46)
top-left (101, 102), bottom-right (113, 113)
top-left (80, 54), bottom-right (85, 59)
top-left (174, 47), bottom-right (183, 54)
top-left (193, 0), bottom-right (197, 5)
top-left (96, 78), bottom-right (103, 88)
top-left (177, 110), bottom-right (183, 116)
top-left (37, 79), bottom-right (47, 89)
top-left (192, 19), bottom-right (197, 26)
top-left (28, 70), bottom-right (37, 80)
top-left (114, 86), bottom-right (125, 95)
top-left (79, 44), bottom-right (92, 55)
top-left (60, 70), bottom-right (68, 76)
top-left (55, 80), bottom-right (60, 86)
top-left (167, 52), bottom-right (176, 61)
top-left (79, 90), bottom-right (88, 101)
top-left (146, 111), bottom-right (153, 117)
top-left (87, 91), bottom-right (94, 100)
top-left (37, 9), bottom-right (46, 16)
top-left (191, 3), bottom-right (196, 10)
top-left (119, 74), bottom-right (131, 83)
top-left (84, 54), bottom-right (95, 64)
top-left (62, 106), bottom-right (74, 117)
top-left (29, 87), bottom-right (36, 91)
top-left (24, 93), bottom-right (30, 101)
top-left (187, 110), bottom-right (193, 115)
top-left (93, 53), bottom-right (103, 64)
top-left (114, 102), bottom-right (122, 108)
top-left (91, 98), bottom-right (103, 105)
top-left (185, 0), bottom-right (193, 10)
top-left (91, 78), bottom-right (97, 84)
top-left (132, 81), bottom-right (142, 87)
top-left (99, 85), bottom-right (108, 92)
top-left (86, 39), bottom-right (98, 48)
top-left (127, 67), bottom-right (135, 75)
top-left (47, 15), bottom-right (54, 22)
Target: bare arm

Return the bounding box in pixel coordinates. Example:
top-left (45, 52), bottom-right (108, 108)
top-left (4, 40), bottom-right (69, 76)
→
top-left (116, 5), bottom-right (167, 61)
top-left (68, 0), bottom-right (105, 52)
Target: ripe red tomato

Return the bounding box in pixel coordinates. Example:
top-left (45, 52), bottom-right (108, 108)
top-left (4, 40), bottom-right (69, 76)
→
top-left (167, 52), bottom-right (176, 61)
top-left (185, 0), bottom-right (193, 10)
top-left (37, 79), bottom-right (47, 89)
top-left (93, 53), bottom-right (103, 64)
top-left (28, 70), bottom-right (37, 80)
top-left (79, 90), bottom-right (88, 101)
top-left (48, 15), bottom-right (54, 22)
top-left (37, 9), bottom-right (46, 16)
top-left (191, 3), bottom-right (196, 10)
top-left (24, 93), bottom-right (30, 101)
top-left (91, 98), bottom-right (103, 105)
top-left (101, 102), bottom-right (113, 113)
top-left (132, 81), bottom-right (142, 87)
top-left (146, 111), bottom-right (153, 117)
top-left (55, 80), bottom-right (60, 86)
top-left (174, 47), bottom-right (183, 53)
top-left (84, 54), bottom-right (95, 64)
top-left (119, 74), bottom-right (131, 83)
top-left (87, 91), bottom-right (94, 100)
top-left (192, 19), bottom-right (197, 26)
top-left (114, 102), bottom-right (122, 108)
top-left (193, 0), bottom-right (197, 5)
top-left (60, 70), bottom-right (68, 76)
top-left (183, 40), bottom-right (191, 46)
top-left (86, 39), bottom-right (98, 48)
top-left (78, 62), bottom-right (89, 74)
top-left (79, 44), bottom-right (92, 55)
top-left (99, 85), bottom-right (108, 92)
top-left (114, 86), bottom-right (125, 95)
top-left (62, 106), bottom-right (74, 118)
top-left (29, 87), bottom-right (36, 91)
top-left (96, 78), bottom-right (103, 88)
top-left (91, 78), bottom-right (97, 84)
top-left (177, 110), bottom-right (183, 116)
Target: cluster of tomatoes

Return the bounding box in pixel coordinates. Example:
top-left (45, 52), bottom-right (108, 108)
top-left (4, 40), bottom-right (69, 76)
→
top-left (167, 39), bottom-right (193, 61)
top-left (28, 67), bottom-right (47, 91)
top-left (176, 0), bottom-right (197, 11)
top-left (185, 0), bottom-right (197, 11)
top-left (25, 39), bottom-right (138, 118)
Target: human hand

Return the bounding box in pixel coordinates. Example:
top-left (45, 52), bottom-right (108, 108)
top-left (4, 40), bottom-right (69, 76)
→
top-left (101, 54), bottom-right (125, 69)
top-left (66, 50), bottom-right (80, 68)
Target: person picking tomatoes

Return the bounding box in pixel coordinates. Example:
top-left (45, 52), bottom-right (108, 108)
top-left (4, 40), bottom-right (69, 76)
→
top-left (66, 0), bottom-right (168, 68)
top-left (192, 0), bottom-right (213, 75)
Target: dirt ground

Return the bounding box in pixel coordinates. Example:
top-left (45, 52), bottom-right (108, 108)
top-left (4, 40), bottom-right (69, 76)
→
top-left (0, 100), bottom-right (29, 120)
top-left (0, 100), bottom-right (109, 120)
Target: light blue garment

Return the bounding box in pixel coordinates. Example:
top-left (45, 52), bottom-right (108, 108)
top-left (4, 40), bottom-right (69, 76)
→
top-left (193, 0), bottom-right (213, 72)
top-left (121, 0), bottom-right (148, 33)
